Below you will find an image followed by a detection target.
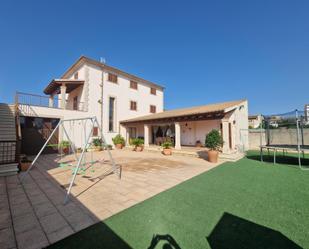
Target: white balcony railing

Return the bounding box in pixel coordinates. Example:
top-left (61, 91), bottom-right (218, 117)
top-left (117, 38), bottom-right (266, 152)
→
top-left (15, 92), bottom-right (85, 111)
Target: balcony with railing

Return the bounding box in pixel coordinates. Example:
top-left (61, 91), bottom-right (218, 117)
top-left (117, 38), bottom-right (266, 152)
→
top-left (16, 92), bottom-right (85, 112)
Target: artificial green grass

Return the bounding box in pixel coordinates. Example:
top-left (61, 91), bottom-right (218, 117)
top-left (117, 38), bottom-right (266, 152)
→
top-left (47, 152), bottom-right (309, 249)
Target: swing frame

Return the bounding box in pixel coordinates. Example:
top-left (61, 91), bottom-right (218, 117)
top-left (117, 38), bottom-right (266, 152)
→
top-left (20, 116), bottom-right (120, 204)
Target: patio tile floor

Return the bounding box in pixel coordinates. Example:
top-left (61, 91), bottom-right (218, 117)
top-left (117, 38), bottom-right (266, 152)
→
top-left (0, 150), bottom-right (219, 249)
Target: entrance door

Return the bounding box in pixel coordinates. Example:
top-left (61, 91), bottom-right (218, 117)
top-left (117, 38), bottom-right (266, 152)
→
top-left (181, 123), bottom-right (195, 146)
top-left (20, 116), bottom-right (60, 155)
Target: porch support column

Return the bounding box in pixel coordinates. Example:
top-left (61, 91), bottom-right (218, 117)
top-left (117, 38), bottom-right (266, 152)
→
top-left (120, 124), bottom-right (129, 146)
top-left (144, 124), bottom-right (150, 147)
top-left (48, 94), bottom-right (54, 108)
top-left (175, 122), bottom-right (181, 150)
top-left (60, 84), bottom-right (67, 109)
top-left (222, 120), bottom-right (229, 153)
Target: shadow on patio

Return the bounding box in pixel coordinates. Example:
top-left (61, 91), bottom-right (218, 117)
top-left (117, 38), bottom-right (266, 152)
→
top-left (3, 149), bottom-right (217, 248)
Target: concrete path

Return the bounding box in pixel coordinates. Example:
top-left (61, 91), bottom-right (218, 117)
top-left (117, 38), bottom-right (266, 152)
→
top-left (0, 150), bottom-right (220, 249)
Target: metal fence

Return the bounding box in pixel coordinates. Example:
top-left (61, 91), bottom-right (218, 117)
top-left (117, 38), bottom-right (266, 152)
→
top-left (16, 91), bottom-right (60, 108)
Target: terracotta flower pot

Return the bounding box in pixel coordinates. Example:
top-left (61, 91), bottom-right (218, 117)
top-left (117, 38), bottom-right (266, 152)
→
top-left (207, 150), bottom-right (219, 163)
top-left (135, 146), bottom-right (143, 152)
top-left (163, 148), bottom-right (172, 155)
top-left (115, 144), bottom-right (123, 149)
top-left (20, 161), bottom-right (32, 171)
top-left (63, 147), bottom-right (69, 154)
top-left (195, 142), bottom-right (203, 147)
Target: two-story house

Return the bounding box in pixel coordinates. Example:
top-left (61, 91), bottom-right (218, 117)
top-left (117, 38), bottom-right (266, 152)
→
top-left (15, 55), bottom-right (248, 156)
top-left (16, 56), bottom-right (164, 154)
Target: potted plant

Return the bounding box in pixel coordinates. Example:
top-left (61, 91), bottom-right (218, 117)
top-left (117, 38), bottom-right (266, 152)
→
top-left (60, 140), bottom-right (70, 154)
top-left (131, 138), bottom-right (144, 152)
top-left (195, 140), bottom-right (203, 147)
top-left (112, 134), bottom-right (125, 149)
top-left (162, 141), bottom-right (173, 155)
top-left (205, 129), bottom-right (223, 163)
top-left (92, 138), bottom-right (103, 151)
top-left (20, 156), bottom-right (32, 171)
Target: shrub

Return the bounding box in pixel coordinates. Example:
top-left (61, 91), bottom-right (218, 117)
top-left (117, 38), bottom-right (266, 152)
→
top-left (205, 129), bottom-right (223, 150)
top-left (131, 138), bottom-right (144, 147)
top-left (162, 141), bottom-right (172, 149)
top-left (92, 138), bottom-right (103, 147)
top-left (60, 140), bottom-right (70, 148)
top-left (112, 134), bottom-right (125, 145)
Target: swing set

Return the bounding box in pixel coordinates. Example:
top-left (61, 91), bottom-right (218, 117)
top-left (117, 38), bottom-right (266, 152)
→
top-left (20, 116), bottom-right (121, 204)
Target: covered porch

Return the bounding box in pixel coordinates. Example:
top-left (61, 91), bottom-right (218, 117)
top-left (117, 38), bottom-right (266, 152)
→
top-left (44, 79), bottom-right (85, 111)
top-left (120, 110), bottom-right (236, 154)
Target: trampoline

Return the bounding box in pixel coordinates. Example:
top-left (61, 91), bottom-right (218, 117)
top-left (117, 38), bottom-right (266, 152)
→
top-left (259, 110), bottom-right (309, 170)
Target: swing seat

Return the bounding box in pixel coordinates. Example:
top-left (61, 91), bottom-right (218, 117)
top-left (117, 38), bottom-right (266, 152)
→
top-left (59, 163), bottom-right (70, 168)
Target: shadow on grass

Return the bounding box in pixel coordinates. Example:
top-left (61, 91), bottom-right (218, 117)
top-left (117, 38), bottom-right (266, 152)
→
top-left (147, 234), bottom-right (182, 249)
top-left (207, 212), bottom-right (301, 249)
top-left (45, 222), bottom-right (132, 249)
top-left (246, 153), bottom-right (309, 168)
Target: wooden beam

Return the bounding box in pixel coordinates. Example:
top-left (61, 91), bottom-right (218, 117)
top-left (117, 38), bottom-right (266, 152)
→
top-left (120, 111), bottom-right (225, 125)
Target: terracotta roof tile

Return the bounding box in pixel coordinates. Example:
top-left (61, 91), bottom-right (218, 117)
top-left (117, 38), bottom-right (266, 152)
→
top-left (121, 99), bottom-right (246, 123)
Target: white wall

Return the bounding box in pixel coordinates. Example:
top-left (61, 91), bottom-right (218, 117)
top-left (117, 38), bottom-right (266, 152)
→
top-left (179, 120), bottom-right (221, 146)
top-left (226, 101), bottom-right (249, 152)
top-left (180, 101), bottom-right (249, 151)
top-left (30, 62), bottom-right (164, 147)
top-left (18, 104), bottom-right (92, 148)
top-left (99, 66), bottom-right (163, 145)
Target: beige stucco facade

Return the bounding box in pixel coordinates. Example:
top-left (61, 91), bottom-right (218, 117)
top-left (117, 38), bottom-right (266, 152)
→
top-left (17, 56), bottom-right (249, 154)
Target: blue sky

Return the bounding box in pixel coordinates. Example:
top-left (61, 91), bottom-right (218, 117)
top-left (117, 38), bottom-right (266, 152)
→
top-left (0, 0), bottom-right (308, 115)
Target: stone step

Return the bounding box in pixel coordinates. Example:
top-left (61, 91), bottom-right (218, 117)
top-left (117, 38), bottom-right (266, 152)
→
top-left (0, 135), bottom-right (16, 139)
top-left (0, 163), bottom-right (19, 176)
top-left (0, 163), bottom-right (18, 171)
top-left (0, 118), bottom-right (14, 121)
top-left (125, 146), bottom-right (244, 162)
top-left (0, 171), bottom-right (18, 176)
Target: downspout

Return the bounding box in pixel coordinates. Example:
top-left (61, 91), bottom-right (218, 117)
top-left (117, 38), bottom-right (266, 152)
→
top-left (100, 68), bottom-right (104, 138)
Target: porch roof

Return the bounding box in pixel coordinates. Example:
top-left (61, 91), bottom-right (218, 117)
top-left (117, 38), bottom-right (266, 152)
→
top-left (121, 99), bottom-right (246, 124)
top-left (44, 79), bottom-right (84, 95)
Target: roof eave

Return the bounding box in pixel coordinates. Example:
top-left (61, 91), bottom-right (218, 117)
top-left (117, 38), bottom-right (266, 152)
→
top-left (60, 56), bottom-right (165, 90)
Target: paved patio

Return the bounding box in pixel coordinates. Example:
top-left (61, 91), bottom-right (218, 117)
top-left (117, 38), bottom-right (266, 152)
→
top-left (0, 150), bottom-right (220, 249)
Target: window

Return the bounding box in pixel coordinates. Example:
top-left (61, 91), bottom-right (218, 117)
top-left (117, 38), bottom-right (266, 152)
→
top-left (108, 73), bottom-right (118, 83)
top-left (150, 105), bottom-right (156, 113)
top-left (109, 97), bottom-right (115, 132)
top-left (73, 96), bottom-right (78, 110)
top-left (33, 118), bottom-right (43, 129)
top-left (150, 87), bottom-right (156, 95)
top-left (74, 72), bottom-right (78, 79)
top-left (130, 81), bottom-right (138, 90)
top-left (130, 101), bottom-right (137, 111)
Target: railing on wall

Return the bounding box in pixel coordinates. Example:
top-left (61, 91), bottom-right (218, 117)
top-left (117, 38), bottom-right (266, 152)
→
top-left (15, 92), bottom-right (85, 111)
top-left (0, 141), bottom-right (17, 165)
top-left (16, 91), bottom-right (60, 108)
